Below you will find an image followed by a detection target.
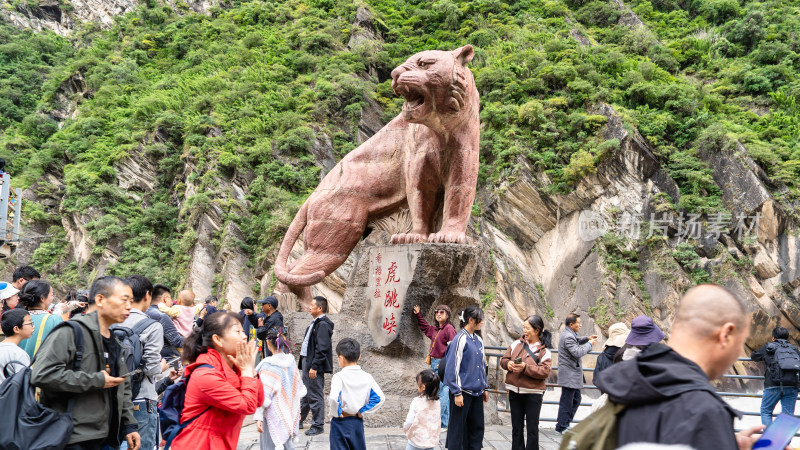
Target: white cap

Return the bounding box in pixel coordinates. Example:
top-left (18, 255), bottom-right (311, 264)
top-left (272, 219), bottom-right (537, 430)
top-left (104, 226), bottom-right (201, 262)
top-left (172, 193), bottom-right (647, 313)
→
top-left (0, 282), bottom-right (20, 300)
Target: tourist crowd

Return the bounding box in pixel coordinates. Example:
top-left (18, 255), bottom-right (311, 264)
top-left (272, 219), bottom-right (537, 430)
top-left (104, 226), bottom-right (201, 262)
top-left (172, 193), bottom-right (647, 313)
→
top-left (0, 263), bottom-right (793, 450)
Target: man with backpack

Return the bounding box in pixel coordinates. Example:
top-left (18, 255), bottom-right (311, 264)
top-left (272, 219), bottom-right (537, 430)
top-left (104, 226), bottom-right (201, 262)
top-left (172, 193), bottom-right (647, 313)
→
top-left (31, 276), bottom-right (141, 450)
top-left (135, 275), bottom-right (183, 358)
top-left (117, 275), bottom-right (167, 450)
top-left (564, 285), bottom-right (766, 450)
top-left (751, 326), bottom-right (800, 425)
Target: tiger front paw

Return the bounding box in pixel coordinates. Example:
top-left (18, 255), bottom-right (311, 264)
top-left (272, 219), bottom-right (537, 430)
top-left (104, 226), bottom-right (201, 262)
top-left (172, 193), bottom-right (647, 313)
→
top-left (427, 231), bottom-right (467, 244)
top-left (390, 233), bottom-right (428, 244)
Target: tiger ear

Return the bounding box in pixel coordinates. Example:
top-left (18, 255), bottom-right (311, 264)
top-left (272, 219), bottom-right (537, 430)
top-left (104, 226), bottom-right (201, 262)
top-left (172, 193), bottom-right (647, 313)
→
top-left (453, 45), bottom-right (474, 66)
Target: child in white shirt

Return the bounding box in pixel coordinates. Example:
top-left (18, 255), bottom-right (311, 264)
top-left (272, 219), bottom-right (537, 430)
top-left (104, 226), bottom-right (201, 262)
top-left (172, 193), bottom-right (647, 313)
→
top-left (0, 309), bottom-right (33, 382)
top-left (328, 338), bottom-right (385, 450)
top-left (403, 369), bottom-right (441, 450)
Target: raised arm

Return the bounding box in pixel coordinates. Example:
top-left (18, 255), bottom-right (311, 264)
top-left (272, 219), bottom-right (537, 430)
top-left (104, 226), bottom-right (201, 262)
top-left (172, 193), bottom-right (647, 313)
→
top-left (414, 311), bottom-right (436, 340)
top-left (563, 334), bottom-right (592, 359)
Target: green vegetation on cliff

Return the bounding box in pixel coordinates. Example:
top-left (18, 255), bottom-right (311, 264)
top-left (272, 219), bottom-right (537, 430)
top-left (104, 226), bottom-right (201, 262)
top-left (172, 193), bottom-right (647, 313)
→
top-left (0, 0), bottom-right (798, 291)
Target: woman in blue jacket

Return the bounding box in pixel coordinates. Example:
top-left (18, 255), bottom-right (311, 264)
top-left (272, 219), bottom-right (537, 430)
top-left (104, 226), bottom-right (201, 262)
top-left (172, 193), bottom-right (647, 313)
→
top-left (443, 305), bottom-right (488, 450)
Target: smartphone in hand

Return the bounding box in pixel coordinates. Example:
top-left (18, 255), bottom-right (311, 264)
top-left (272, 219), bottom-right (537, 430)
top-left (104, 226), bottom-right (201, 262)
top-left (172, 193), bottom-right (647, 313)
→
top-left (753, 413), bottom-right (800, 450)
top-left (164, 356), bottom-right (182, 371)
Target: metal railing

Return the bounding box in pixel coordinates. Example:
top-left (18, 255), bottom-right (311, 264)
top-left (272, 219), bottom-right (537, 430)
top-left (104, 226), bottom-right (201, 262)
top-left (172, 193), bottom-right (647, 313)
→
top-left (483, 345), bottom-right (786, 426)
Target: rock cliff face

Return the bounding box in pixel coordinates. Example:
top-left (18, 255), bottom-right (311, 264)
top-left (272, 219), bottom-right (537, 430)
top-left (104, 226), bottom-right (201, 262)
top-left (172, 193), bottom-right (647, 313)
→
top-left (1, 0), bottom-right (218, 35)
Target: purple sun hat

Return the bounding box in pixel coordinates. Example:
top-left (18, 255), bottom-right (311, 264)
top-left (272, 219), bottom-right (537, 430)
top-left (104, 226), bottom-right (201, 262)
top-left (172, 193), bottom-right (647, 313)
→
top-left (626, 315), bottom-right (665, 346)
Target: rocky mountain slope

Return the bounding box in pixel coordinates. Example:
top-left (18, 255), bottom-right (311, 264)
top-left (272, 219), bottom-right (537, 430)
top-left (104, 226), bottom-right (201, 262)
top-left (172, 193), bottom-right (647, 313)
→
top-left (2, 0), bottom-right (800, 388)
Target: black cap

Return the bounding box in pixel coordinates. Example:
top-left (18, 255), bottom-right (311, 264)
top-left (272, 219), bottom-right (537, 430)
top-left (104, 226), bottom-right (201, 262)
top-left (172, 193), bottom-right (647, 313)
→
top-left (257, 296), bottom-right (279, 308)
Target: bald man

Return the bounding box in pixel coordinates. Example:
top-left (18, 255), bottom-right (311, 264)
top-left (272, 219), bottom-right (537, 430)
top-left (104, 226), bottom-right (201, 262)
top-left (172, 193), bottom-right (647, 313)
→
top-left (585, 285), bottom-right (767, 450)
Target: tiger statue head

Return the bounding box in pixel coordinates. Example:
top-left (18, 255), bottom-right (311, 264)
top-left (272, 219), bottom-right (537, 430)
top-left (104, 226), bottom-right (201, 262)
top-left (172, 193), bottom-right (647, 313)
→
top-left (390, 45), bottom-right (478, 128)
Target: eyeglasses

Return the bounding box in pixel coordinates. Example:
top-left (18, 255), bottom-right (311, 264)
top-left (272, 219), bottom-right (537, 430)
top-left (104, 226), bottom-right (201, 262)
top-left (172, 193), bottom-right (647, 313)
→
top-left (435, 310), bottom-right (447, 314)
top-left (22, 321), bottom-right (34, 328)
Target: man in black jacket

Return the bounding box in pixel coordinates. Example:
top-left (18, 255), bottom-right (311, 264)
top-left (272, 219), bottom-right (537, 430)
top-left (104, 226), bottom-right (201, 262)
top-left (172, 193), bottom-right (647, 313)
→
top-left (298, 296), bottom-right (334, 436)
top-left (751, 326), bottom-right (800, 425)
top-left (592, 284), bottom-right (766, 450)
top-left (256, 296), bottom-right (284, 357)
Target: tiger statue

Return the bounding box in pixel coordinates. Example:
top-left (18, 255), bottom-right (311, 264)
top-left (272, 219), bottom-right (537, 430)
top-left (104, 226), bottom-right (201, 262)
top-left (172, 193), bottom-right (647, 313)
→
top-left (274, 45), bottom-right (480, 310)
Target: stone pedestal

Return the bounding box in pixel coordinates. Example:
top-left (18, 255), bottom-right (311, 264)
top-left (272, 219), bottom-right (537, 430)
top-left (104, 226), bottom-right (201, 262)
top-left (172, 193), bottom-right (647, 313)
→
top-left (345, 243), bottom-right (488, 351)
top-left (282, 242), bottom-right (491, 426)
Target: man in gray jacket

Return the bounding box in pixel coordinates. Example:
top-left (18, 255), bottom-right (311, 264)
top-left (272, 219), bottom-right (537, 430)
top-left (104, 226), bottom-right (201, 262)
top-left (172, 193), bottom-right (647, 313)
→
top-left (119, 274), bottom-right (166, 450)
top-left (32, 276), bottom-right (140, 450)
top-left (555, 313), bottom-right (597, 433)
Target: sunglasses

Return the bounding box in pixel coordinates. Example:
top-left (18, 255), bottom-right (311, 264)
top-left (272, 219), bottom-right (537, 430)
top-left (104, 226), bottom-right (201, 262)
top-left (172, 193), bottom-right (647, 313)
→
top-left (435, 310), bottom-right (447, 314)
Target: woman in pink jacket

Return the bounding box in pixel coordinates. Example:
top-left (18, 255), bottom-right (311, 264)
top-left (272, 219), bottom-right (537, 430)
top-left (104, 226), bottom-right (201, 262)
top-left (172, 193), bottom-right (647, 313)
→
top-left (171, 312), bottom-right (265, 450)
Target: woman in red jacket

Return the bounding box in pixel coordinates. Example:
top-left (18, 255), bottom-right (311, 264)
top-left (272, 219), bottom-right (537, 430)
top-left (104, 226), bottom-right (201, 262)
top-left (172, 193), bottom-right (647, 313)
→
top-left (172, 311), bottom-right (265, 450)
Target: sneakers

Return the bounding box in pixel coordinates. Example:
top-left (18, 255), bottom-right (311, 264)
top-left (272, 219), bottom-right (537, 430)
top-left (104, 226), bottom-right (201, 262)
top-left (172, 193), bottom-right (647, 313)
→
top-left (305, 426), bottom-right (324, 436)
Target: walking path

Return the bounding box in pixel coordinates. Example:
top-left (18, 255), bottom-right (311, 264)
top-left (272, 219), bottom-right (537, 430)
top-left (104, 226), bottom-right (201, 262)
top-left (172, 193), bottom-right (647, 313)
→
top-left (237, 421), bottom-right (563, 449)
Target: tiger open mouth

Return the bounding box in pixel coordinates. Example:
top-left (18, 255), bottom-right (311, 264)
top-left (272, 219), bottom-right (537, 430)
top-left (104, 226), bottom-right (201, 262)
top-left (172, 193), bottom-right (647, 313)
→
top-left (396, 84), bottom-right (426, 111)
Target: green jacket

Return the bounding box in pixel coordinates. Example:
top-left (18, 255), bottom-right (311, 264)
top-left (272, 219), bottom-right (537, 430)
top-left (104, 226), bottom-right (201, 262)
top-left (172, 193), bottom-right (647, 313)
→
top-left (31, 312), bottom-right (138, 445)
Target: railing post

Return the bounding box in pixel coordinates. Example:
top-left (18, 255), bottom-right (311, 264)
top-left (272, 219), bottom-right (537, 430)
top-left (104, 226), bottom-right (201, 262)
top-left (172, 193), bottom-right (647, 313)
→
top-left (11, 188), bottom-right (21, 241)
top-left (0, 173), bottom-right (9, 241)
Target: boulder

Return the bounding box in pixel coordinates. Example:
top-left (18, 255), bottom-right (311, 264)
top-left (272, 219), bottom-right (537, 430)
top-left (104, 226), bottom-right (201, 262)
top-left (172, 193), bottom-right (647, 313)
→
top-left (753, 248), bottom-right (781, 280)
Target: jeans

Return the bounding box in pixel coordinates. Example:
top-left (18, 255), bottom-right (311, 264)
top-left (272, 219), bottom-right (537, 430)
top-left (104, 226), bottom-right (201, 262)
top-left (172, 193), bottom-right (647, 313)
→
top-left (761, 386), bottom-right (798, 425)
top-left (509, 391), bottom-right (543, 450)
top-left (555, 387), bottom-right (581, 432)
top-left (121, 400), bottom-right (159, 450)
top-left (430, 357), bottom-right (450, 428)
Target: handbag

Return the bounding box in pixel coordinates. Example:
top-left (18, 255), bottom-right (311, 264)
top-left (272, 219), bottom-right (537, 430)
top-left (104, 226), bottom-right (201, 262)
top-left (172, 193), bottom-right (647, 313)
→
top-left (425, 328), bottom-right (443, 365)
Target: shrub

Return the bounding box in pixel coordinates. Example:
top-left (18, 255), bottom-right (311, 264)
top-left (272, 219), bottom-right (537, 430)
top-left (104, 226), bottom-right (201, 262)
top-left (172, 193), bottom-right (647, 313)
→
top-left (517, 100), bottom-right (546, 128)
top-left (277, 126), bottom-right (315, 155)
top-left (562, 149), bottom-right (596, 182)
top-left (576, 1), bottom-right (621, 26)
top-left (701, 0), bottom-right (740, 25)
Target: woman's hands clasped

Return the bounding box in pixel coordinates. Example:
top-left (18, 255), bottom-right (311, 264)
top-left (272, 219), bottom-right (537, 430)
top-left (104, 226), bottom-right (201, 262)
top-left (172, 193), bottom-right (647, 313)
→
top-left (227, 340), bottom-right (258, 378)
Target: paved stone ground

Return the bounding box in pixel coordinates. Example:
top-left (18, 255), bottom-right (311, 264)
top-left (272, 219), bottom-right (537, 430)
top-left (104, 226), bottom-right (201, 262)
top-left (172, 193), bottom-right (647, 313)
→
top-left (237, 420), bottom-right (562, 450)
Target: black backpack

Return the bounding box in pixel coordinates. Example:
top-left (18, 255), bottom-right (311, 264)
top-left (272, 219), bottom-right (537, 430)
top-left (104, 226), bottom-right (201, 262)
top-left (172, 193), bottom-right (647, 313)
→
top-left (110, 318), bottom-right (157, 399)
top-left (159, 364), bottom-right (213, 450)
top-left (0, 321), bottom-right (84, 450)
top-left (767, 340), bottom-right (800, 387)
